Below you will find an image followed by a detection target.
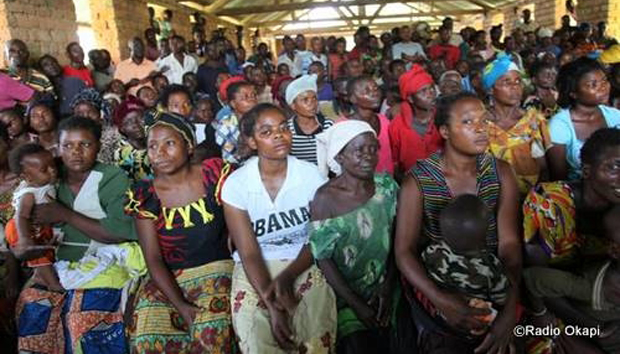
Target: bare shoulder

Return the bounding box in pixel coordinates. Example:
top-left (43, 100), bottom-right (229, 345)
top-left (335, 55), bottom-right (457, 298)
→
top-left (310, 181), bottom-right (339, 221)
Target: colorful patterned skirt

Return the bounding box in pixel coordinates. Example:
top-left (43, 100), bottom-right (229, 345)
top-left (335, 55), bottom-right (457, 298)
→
top-left (128, 259), bottom-right (236, 354)
top-left (16, 286), bottom-right (127, 354)
top-left (231, 261), bottom-right (337, 354)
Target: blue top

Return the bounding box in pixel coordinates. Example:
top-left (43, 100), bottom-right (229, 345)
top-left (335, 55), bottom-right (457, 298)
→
top-left (549, 105), bottom-right (620, 180)
top-left (317, 82), bottom-right (334, 101)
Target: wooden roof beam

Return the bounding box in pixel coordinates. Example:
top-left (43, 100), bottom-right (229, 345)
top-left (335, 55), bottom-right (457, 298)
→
top-left (247, 9), bottom-right (484, 27)
top-left (216, 0), bottom-right (458, 16)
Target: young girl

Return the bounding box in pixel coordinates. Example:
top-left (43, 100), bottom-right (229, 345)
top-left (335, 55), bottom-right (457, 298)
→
top-left (6, 143), bottom-right (61, 291)
top-left (310, 120), bottom-right (398, 353)
top-left (222, 103), bottom-right (336, 353)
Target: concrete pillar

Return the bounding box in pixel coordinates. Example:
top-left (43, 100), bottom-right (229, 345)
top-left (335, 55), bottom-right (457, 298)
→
top-left (0, 0), bottom-right (78, 66)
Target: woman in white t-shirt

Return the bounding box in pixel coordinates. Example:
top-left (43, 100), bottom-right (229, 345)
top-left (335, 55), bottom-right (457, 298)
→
top-left (222, 103), bottom-right (336, 353)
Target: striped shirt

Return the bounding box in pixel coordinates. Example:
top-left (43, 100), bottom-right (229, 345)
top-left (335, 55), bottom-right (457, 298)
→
top-left (5, 67), bottom-right (55, 95)
top-left (287, 113), bottom-right (333, 165)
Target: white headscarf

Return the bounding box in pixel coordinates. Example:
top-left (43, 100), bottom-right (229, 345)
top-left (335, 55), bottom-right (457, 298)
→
top-left (285, 74), bottom-right (317, 106)
top-left (315, 120), bottom-right (376, 178)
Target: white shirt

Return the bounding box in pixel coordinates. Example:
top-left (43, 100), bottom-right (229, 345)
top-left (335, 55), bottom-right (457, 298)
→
top-left (392, 41), bottom-right (427, 61)
top-left (157, 53), bottom-right (198, 85)
top-left (301, 52), bottom-right (328, 74)
top-left (222, 156), bottom-right (327, 262)
top-left (277, 51), bottom-right (304, 78)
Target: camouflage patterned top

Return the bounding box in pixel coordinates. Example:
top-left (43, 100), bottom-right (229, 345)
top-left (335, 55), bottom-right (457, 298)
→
top-left (422, 240), bottom-right (509, 305)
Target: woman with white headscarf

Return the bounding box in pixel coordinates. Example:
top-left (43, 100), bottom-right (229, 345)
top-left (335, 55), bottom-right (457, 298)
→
top-left (285, 74), bottom-right (334, 165)
top-left (309, 120), bottom-right (399, 354)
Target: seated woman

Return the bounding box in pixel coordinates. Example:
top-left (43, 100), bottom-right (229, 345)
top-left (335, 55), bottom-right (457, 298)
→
top-left (113, 97), bottom-right (153, 183)
top-left (548, 58), bottom-right (620, 181)
top-left (483, 55), bottom-right (552, 196)
top-left (309, 120), bottom-right (398, 354)
top-left (522, 128), bottom-right (620, 353)
top-left (523, 205), bottom-right (620, 353)
top-left (337, 76), bottom-right (394, 175)
top-left (285, 74), bottom-right (334, 165)
top-left (395, 92), bottom-right (521, 354)
top-left (388, 65), bottom-right (443, 179)
top-left (70, 88), bottom-right (121, 165)
top-left (15, 117), bottom-right (140, 353)
top-left (125, 111), bottom-right (236, 353)
top-left (222, 103), bottom-right (336, 353)
top-left (522, 61), bottom-right (559, 119)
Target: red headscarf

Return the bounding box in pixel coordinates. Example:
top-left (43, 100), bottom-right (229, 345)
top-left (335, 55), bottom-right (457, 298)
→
top-left (399, 64), bottom-right (434, 100)
top-left (219, 76), bottom-right (246, 102)
top-left (272, 75), bottom-right (293, 102)
top-left (113, 95), bottom-right (144, 128)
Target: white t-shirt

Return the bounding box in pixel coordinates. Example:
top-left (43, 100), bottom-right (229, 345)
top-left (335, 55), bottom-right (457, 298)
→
top-left (157, 53), bottom-right (198, 85)
top-left (222, 155), bottom-right (327, 262)
top-left (392, 41), bottom-right (427, 61)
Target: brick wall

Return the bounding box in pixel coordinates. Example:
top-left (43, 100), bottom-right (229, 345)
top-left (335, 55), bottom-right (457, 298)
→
top-left (578, 0), bottom-right (620, 38)
top-left (0, 0), bottom-right (78, 67)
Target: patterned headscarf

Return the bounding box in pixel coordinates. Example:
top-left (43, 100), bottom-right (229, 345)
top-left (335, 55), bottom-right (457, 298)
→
top-left (70, 88), bottom-right (113, 121)
top-left (482, 54), bottom-right (520, 91)
top-left (146, 110), bottom-right (196, 149)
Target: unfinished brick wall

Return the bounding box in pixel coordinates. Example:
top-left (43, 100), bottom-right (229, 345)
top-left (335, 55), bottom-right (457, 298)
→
top-left (0, 0), bottom-right (78, 67)
top-left (578, 0), bottom-right (620, 38)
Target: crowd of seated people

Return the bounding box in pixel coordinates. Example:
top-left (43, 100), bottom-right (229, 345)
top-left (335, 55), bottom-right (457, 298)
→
top-left (0, 6), bottom-right (620, 354)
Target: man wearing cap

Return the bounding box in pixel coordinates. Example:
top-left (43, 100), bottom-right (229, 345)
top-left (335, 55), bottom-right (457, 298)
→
top-left (389, 65), bottom-right (443, 178)
top-left (286, 74), bottom-right (334, 165)
top-left (536, 28), bottom-right (561, 58)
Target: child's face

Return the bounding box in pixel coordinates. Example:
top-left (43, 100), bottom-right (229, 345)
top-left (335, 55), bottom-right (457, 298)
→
top-left (138, 88), bottom-right (158, 108)
top-left (193, 101), bottom-right (213, 124)
top-left (109, 80), bottom-right (126, 97)
top-left (0, 112), bottom-right (25, 138)
top-left (154, 77), bottom-right (169, 93)
top-left (168, 92), bottom-right (192, 118)
top-left (22, 151), bottom-right (57, 186)
top-left (277, 65), bottom-right (290, 77)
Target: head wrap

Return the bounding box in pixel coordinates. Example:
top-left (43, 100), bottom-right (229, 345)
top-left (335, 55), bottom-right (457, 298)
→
top-left (600, 44), bottom-right (620, 64)
top-left (103, 92), bottom-right (121, 105)
top-left (241, 62), bottom-right (255, 69)
top-left (315, 120), bottom-right (376, 178)
top-left (219, 75), bottom-right (245, 102)
top-left (537, 27), bottom-right (554, 39)
top-left (272, 75), bottom-right (293, 101)
top-left (70, 88), bottom-right (113, 121)
top-left (399, 64), bottom-right (434, 100)
top-left (482, 54), bottom-right (521, 91)
top-left (145, 111), bottom-right (196, 149)
top-left (439, 70), bottom-right (463, 84)
top-left (286, 74), bottom-right (318, 106)
top-left (113, 96), bottom-right (145, 128)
